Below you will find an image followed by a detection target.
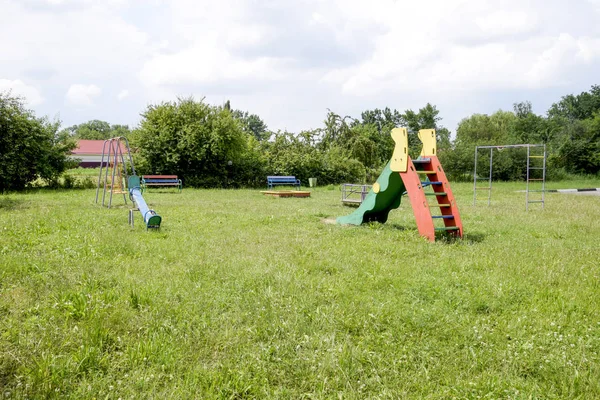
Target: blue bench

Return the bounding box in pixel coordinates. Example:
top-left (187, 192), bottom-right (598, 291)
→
top-left (267, 176), bottom-right (301, 190)
top-left (141, 175), bottom-right (182, 193)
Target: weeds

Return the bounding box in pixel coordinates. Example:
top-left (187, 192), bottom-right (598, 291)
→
top-left (1, 182), bottom-right (600, 398)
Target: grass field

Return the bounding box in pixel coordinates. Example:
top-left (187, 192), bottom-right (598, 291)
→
top-left (1, 180), bottom-right (600, 399)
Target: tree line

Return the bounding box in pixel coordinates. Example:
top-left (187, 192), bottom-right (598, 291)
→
top-left (1, 85), bottom-right (599, 191)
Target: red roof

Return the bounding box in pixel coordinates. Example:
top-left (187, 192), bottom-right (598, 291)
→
top-left (72, 140), bottom-right (128, 155)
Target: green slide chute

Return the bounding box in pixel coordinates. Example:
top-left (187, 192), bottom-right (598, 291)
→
top-left (336, 161), bottom-right (407, 225)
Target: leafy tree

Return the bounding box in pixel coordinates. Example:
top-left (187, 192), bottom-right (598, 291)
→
top-left (132, 97), bottom-right (247, 187)
top-left (0, 91), bottom-right (76, 191)
top-left (555, 114), bottom-right (600, 174)
top-left (445, 111), bottom-right (518, 180)
top-left (544, 85), bottom-right (600, 175)
top-left (64, 120), bottom-right (131, 140)
top-left (511, 101), bottom-right (547, 144)
top-left (231, 110), bottom-right (269, 141)
top-left (548, 85), bottom-right (600, 121)
top-left (320, 110), bottom-right (355, 150)
top-left (402, 103), bottom-right (451, 155)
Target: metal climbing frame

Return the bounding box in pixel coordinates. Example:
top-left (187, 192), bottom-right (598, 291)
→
top-left (473, 144), bottom-right (546, 210)
top-left (95, 137), bottom-right (136, 208)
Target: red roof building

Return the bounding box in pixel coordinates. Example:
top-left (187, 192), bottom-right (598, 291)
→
top-left (70, 140), bottom-right (130, 167)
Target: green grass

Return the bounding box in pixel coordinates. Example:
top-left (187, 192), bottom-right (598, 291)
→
top-left (1, 181), bottom-right (600, 399)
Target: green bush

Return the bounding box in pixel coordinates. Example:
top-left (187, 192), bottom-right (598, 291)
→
top-left (0, 91), bottom-right (76, 191)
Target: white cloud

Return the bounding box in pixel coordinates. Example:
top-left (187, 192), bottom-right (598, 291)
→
top-left (117, 89), bottom-right (130, 100)
top-left (317, 0), bottom-right (600, 97)
top-left (140, 49), bottom-right (287, 87)
top-left (65, 84), bottom-right (102, 106)
top-left (0, 79), bottom-right (44, 105)
top-left (1, 0), bottom-right (600, 132)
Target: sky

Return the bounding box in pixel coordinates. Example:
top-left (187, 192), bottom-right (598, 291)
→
top-left (1, 0), bottom-right (600, 135)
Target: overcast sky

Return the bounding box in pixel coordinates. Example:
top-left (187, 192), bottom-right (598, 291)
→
top-left (1, 0), bottom-right (600, 134)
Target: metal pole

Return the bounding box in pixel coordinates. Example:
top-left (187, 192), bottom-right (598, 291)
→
top-left (526, 145), bottom-right (530, 211)
top-left (102, 139), bottom-right (113, 207)
top-left (542, 144), bottom-right (546, 209)
top-left (121, 136), bottom-right (136, 176)
top-left (109, 140), bottom-right (119, 208)
top-left (473, 146), bottom-right (478, 206)
top-left (116, 138), bottom-right (128, 204)
top-left (96, 140), bottom-right (109, 204)
top-left (488, 148), bottom-right (493, 206)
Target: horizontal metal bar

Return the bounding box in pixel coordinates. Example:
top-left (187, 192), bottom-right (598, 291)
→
top-left (475, 144), bottom-right (545, 149)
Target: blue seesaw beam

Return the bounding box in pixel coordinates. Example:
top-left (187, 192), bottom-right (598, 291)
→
top-left (128, 176), bottom-right (161, 229)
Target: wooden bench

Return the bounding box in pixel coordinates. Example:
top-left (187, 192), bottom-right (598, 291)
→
top-left (141, 175), bottom-right (182, 193)
top-left (267, 176), bottom-right (301, 190)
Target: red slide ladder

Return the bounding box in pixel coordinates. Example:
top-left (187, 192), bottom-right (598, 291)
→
top-left (400, 156), bottom-right (463, 242)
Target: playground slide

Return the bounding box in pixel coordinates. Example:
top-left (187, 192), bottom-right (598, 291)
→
top-left (336, 161), bottom-right (406, 225)
top-left (128, 176), bottom-right (162, 228)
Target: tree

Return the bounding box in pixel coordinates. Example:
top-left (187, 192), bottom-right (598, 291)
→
top-left (231, 110), bottom-right (269, 141)
top-left (555, 114), bottom-right (600, 174)
top-left (402, 103), bottom-right (451, 155)
top-left (548, 85), bottom-right (600, 121)
top-left (0, 91), bottom-right (76, 191)
top-left (446, 111), bottom-right (519, 180)
top-left (262, 129), bottom-right (365, 185)
top-left (132, 97), bottom-right (247, 187)
top-left (65, 120), bottom-right (131, 140)
top-left (512, 101), bottom-right (547, 144)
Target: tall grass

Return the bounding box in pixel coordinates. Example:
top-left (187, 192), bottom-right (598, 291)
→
top-left (1, 181), bottom-right (599, 398)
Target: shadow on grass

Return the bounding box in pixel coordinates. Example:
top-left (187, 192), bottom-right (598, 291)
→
top-left (0, 197), bottom-right (28, 211)
top-left (387, 223), bottom-right (487, 244)
top-left (437, 231), bottom-right (486, 244)
top-left (386, 223), bottom-right (412, 232)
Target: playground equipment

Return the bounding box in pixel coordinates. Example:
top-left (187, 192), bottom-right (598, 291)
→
top-left (95, 137), bottom-right (162, 229)
top-left (336, 128), bottom-right (463, 242)
top-left (473, 144), bottom-right (546, 210)
top-left (341, 184), bottom-right (372, 206)
top-left (95, 137), bottom-right (134, 208)
top-left (127, 176), bottom-right (162, 229)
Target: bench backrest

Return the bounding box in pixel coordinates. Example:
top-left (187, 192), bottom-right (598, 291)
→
top-left (142, 175), bottom-right (178, 180)
top-left (267, 176), bottom-right (297, 182)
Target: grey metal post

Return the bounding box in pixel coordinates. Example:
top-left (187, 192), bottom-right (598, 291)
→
top-left (542, 144), bottom-right (546, 209)
top-left (473, 146), bottom-right (478, 205)
top-left (102, 139), bottom-right (113, 207)
top-left (115, 138), bottom-right (128, 204)
top-left (526, 145), bottom-right (530, 211)
top-left (488, 147), bottom-right (493, 206)
top-left (96, 139), bottom-right (109, 204)
top-left (109, 140), bottom-right (119, 208)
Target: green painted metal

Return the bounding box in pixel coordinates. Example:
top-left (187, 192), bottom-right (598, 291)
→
top-left (128, 175), bottom-right (141, 189)
top-left (127, 175), bottom-right (162, 229)
top-left (336, 161), bottom-right (406, 225)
